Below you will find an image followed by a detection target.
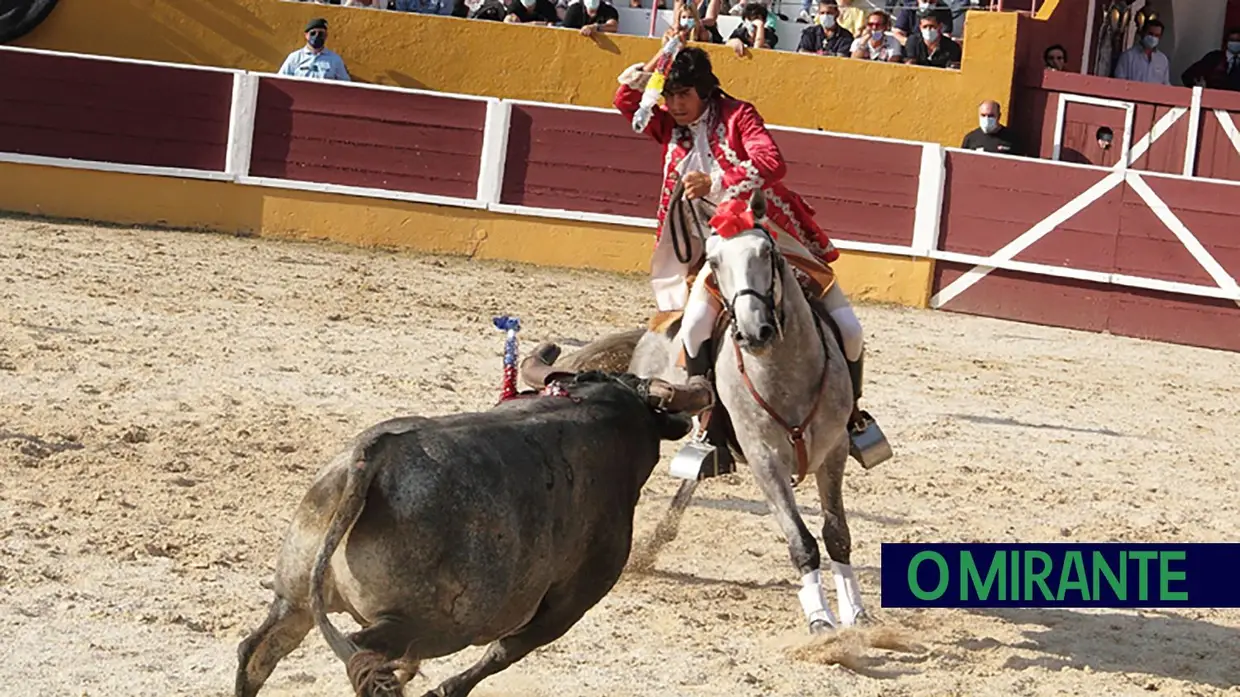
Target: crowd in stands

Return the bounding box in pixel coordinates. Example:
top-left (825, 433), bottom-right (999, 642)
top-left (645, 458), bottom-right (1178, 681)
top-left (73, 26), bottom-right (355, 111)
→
top-left (283, 1), bottom-right (1240, 163)
top-left (289, 0), bottom-right (977, 67)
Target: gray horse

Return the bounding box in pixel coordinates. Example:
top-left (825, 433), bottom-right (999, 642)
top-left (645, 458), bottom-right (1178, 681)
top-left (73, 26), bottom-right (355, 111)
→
top-left (550, 190), bottom-right (883, 632)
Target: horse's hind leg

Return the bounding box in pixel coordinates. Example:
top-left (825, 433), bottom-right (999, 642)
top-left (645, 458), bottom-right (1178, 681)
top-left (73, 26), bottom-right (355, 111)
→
top-left (234, 595), bottom-right (313, 697)
top-left (816, 443), bottom-right (866, 626)
top-left (749, 456), bottom-right (838, 634)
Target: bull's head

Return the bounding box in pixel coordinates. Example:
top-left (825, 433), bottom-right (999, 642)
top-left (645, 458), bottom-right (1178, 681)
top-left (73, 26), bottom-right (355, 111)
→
top-left (519, 342), bottom-right (714, 441)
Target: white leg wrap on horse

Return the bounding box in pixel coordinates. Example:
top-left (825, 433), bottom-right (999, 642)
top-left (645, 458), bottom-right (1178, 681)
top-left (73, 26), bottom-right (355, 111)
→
top-left (797, 570), bottom-right (838, 628)
top-left (832, 561), bottom-right (865, 626)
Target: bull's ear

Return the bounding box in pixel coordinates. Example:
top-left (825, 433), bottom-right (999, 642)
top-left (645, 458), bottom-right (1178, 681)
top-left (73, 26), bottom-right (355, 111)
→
top-left (656, 412), bottom-right (694, 441)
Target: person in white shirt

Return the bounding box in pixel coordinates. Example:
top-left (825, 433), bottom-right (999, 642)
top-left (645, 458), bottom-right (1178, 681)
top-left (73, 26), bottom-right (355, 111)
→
top-left (278, 18), bottom-right (351, 81)
top-left (1112, 20), bottom-right (1170, 85)
top-left (849, 9), bottom-right (901, 62)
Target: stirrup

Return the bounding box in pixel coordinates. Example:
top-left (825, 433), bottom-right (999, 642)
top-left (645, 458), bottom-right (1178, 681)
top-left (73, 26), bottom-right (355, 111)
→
top-left (848, 409), bottom-right (892, 470)
top-left (669, 414), bottom-right (734, 480)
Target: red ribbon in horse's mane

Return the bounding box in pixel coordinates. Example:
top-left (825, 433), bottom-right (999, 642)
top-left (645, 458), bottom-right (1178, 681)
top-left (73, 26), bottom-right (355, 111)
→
top-left (709, 198), bottom-right (774, 240)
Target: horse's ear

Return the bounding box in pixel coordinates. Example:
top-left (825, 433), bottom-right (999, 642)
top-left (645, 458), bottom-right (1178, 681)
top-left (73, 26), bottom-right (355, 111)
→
top-left (750, 189), bottom-right (767, 222)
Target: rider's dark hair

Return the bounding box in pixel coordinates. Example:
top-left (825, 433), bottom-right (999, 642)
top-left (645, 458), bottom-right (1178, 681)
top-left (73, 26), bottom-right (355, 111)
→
top-left (663, 46), bottom-right (721, 101)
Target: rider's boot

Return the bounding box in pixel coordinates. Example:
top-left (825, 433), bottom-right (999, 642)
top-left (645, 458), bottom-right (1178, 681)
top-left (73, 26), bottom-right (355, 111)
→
top-left (845, 348), bottom-right (893, 469)
top-left (669, 338), bottom-right (737, 480)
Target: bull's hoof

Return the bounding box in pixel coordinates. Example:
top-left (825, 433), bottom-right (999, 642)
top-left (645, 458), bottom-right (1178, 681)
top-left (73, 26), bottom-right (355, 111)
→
top-left (808, 619), bottom-right (835, 636)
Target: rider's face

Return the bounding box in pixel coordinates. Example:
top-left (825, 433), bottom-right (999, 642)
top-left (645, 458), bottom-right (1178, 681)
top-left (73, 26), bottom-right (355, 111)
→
top-left (665, 87), bottom-right (706, 125)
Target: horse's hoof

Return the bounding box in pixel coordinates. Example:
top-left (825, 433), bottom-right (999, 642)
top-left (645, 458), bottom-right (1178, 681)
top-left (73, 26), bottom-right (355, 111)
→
top-left (808, 619), bottom-right (836, 635)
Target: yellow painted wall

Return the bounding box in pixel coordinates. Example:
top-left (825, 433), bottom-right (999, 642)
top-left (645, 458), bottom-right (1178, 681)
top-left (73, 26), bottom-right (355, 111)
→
top-left (0, 162), bottom-right (934, 308)
top-left (15, 0), bottom-right (1017, 146)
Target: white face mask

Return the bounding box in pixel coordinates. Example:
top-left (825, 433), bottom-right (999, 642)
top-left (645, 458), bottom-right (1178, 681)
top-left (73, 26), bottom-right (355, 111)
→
top-left (979, 115), bottom-right (999, 133)
top-left (584, 0), bottom-right (600, 9)
top-left (922, 26), bottom-right (939, 43)
top-left (819, 14), bottom-right (836, 29)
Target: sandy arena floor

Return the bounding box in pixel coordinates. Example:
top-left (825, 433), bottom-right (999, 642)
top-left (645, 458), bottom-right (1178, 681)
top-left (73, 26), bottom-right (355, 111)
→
top-left (1, 214), bottom-right (1238, 697)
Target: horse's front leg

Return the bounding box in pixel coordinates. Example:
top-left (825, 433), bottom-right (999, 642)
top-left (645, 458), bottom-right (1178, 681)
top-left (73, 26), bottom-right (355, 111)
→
top-left (816, 442), bottom-right (866, 626)
top-left (747, 450), bottom-right (837, 634)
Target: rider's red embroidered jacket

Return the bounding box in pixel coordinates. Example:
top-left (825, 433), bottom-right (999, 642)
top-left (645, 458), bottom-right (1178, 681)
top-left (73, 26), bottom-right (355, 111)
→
top-left (612, 76), bottom-right (840, 267)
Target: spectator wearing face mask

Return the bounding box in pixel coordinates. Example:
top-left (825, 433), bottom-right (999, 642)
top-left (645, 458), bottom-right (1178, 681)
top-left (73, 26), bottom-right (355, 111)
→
top-left (727, 3), bottom-right (778, 55)
top-left (1181, 27), bottom-right (1240, 91)
top-left (563, 0), bottom-right (619, 34)
top-left (1044, 43), bottom-right (1067, 71)
top-left (504, 0), bottom-right (560, 24)
top-left (902, 10), bottom-right (960, 69)
top-left (1112, 20), bottom-right (1170, 85)
top-left (797, 0), bottom-right (854, 57)
top-left (893, 0), bottom-right (951, 46)
top-left (960, 100), bottom-right (1020, 155)
top-left (850, 9), bottom-right (901, 62)
top-left (278, 18), bottom-right (351, 81)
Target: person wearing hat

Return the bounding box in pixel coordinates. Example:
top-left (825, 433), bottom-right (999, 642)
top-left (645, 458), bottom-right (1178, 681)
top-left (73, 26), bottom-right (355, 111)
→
top-left (278, 18), bottom-right (351, 81)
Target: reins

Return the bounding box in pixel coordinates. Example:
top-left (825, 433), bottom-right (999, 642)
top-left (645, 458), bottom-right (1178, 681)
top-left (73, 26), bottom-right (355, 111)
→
top-left (713, 227), bottom-right (832, 488)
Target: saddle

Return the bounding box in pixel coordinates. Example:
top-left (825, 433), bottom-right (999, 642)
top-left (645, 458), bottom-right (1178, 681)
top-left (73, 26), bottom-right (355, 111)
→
top-left (645, 258), bottom-right (845, 466)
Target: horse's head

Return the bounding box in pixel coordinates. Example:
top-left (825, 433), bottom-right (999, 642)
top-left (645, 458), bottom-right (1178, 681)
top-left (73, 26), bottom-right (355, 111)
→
top-left (705, 191), bottom-right (785, 354)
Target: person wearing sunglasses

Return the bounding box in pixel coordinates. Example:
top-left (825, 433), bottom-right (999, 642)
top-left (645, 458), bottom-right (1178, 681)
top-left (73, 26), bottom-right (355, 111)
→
top-left (849, 10), bottom-right (901, 62)
top-left (278, 18), bottom-right (351, 81)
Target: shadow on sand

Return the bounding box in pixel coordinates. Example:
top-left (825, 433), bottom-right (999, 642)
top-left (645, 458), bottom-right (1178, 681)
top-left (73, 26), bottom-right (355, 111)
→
top-left (961, 607), bottom-right (1240, 688)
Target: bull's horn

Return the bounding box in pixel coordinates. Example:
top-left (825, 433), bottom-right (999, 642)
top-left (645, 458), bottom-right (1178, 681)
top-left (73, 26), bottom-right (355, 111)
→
top-left (644, 376), bottom-right (715, 415)
top-left (519, 342), bottom-right (575, 388)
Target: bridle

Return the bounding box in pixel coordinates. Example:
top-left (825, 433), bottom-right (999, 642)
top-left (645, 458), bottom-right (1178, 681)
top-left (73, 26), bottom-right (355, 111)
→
top-left (713, 225), bottom-right (787, 346)
top-left (709, 224), bottom-right (833, 489)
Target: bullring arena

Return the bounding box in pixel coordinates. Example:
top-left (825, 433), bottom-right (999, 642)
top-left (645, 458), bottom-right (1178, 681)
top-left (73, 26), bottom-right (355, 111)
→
top-left (4, 0), bottom-right (1240, 694)
top-left (2, 214), bottom-right (1238, 696)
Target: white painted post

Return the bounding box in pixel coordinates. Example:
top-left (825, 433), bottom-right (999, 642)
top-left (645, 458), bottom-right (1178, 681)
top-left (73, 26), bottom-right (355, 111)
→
top-left (911, 143), bottom-right (946, 258)
top-left (225, 72), bottom-right (260, 180)
top-left (476, 99), bottom-right (512, 206)
top-left (1184, 85), bottom-right (1203, 178)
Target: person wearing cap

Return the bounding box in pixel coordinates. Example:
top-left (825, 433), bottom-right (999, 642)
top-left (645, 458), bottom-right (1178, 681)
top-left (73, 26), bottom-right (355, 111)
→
top-left (278, 18), bottom-right (351, 81)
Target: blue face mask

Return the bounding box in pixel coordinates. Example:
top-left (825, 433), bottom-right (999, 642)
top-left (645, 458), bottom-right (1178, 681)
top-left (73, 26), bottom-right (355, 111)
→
top-left (680, 16), bottom-right (695, 29)
top-left (1142, 34), bottom-right (1159, 49)
top-left (1228, 41), bottom-right (1240, 54)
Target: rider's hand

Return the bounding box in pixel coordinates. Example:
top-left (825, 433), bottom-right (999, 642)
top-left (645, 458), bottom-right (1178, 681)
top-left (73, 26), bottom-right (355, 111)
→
top-left (581, 23), bottom-right (597, 36)
top-left (682, 171), bottom-right (712, 199)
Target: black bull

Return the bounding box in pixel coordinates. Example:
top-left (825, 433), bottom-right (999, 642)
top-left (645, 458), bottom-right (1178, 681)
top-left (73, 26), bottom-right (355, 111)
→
top-left (234, 354), bottom-right (713, 697)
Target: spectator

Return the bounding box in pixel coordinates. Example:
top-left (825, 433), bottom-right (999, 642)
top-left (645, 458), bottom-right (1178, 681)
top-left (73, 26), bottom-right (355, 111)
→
top-left (563, 0), bottom-right (620, 34)
top-left (727, 3), bottom-right (778, 55)
top-left (902, 10), bottom-right (960, 69)
top-left (1044, 43), bottom-right (1066, 71)
top-left (893, 0), bottom-right (952, 45)
top-left (278, 18), bottom-right (351, 81)
top-left (504, 0), bottom-right (559, 24)
top-left (674, 0), bottom-right (725, 44)
top-left (960, 100), bottom-right (1020, 155)
top-left (797, 0), bottom-right (854, 57)
top-left (850, 9), bottom-right (901, 62)
top-left (1180, 27), bottom-right (1240, 91)
top-left (1112, 20), bottom-right (1170, 85)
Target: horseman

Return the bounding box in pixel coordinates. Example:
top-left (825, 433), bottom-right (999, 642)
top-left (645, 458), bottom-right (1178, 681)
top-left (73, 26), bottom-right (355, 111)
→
top-left (613, 40), bottom-right (884, 475)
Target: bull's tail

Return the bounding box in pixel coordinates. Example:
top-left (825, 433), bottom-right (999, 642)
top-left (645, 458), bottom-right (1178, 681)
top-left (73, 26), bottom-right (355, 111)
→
top-left (309, 422), bottom-right (419, 664)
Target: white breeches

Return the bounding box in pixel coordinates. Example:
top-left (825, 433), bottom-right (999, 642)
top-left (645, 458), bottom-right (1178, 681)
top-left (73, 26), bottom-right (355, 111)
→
top-left (678, 272), bottom-right (864, 362)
